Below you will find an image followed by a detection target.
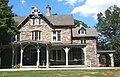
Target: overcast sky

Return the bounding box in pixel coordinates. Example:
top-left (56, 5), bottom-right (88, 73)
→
top-left (9, 0), bottom-right (120, 27)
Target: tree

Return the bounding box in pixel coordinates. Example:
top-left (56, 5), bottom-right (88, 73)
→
top-left (96, 5), bottom-right (120, 66)
top-left (74, 19), bottom-right (88, 28)
top-left (0, 0), bottom-right (18, 45)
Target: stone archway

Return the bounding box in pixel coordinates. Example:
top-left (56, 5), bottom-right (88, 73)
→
top-left (23, 45), bottom-right (37, 66)
top-left (68, 47), bottom-right (84, 65)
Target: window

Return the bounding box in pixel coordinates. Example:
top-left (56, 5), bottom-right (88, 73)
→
top-left (31, 31), bottom-right (41, 41)
top-left (31, 18), bottom-right (44, 25)
top-left (15, 32), bottom-right (20, 41)
top-left (79, 27), bottom-right (86, 35)
top-left (53, 31), bottom-right (61, 42)
top-left (80, 40), bottom-right (86, 44)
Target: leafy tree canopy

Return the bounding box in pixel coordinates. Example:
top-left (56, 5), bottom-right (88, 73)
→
top-left (96, 5), bottom-right (120, 66)
top-left (0, 0), bottom-right (18, 45)
top-left (74, 19), bottom-right (88, 28)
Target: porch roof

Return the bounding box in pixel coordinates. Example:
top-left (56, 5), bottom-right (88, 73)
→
top-left (11, 40), bottom-right (50, 45)
top-left (11, 40), bottom-right (86, 47)
top-left (51, 43), bottom-right (86, 48)
top-left (97, 50), bottom-right (115, 54)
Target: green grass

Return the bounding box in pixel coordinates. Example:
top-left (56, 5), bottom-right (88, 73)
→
top-left (0, 69), bottom-right (120, 77)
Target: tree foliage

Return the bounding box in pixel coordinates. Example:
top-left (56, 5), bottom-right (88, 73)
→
top-left (74, 19), bottom-right (88, 28)
top-left (96, 5), bottom-right (120, 66)
top-left (0, 0), bottom-right (18, 45)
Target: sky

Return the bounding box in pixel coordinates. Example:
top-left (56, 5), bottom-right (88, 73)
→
top-left (8, 0), bottom-right (120, 27)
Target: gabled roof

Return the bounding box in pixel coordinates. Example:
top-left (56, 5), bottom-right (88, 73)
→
top-left (72, 27), bottom-right (98, 37)
top-left (46, 14), bottom-right (74, 26)
top-left (13, 14), bottom-right (74, 26)
top-left (13, 16), bottom-right (26, 24)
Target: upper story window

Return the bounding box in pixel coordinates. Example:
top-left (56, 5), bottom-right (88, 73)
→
top-left (31, 18), bottom-right (43, 25)
top-left (79, 27), bottom-right (86, 35)
top-left (15, 32), bottom-right (20, 41)
top-left (52, 31), bottom-right (61, 42)
top-left (31, 31), bottom-right (41, 41)
top-left (80, 40), bottom-right (86, 44)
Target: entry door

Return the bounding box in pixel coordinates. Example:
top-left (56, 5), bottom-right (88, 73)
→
top-left (31, 49), bottom-right (37, 65)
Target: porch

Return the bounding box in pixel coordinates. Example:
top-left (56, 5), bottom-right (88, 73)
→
top-left (11, 40), bottom-right (87, 68)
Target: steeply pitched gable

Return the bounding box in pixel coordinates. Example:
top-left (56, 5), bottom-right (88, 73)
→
top-left (13, 6), bottom-right (74, 27)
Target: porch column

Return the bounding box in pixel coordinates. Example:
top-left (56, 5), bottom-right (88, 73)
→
top-left (109, 53), bottom-right (114, 67)
top-left (0, 50), bottom-right (1, 66)
top-left (12, 46), bottom-right (15, 68)
top-left (63, 47), bottom-right (70, 66)
top-left (46, 45), bottom-right (49, 68)
top-left (20, 45), bottom-right (23, 67)
top-left (97, 54), bottom-right (100, 67)
top-left (82, 47), bottom-right (87, 65)
top-left (36, 46), bottom-right (40, 67)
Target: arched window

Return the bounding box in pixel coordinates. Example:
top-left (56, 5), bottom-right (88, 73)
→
top-left (30, 18), bottom-right (44, 25)
top-left (31, 31), bottom-right (41, 41)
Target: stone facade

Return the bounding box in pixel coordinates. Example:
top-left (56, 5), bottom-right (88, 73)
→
top-left (19, 19), bottom-right (71, 44)
top-left (14, 6), bottom-right (98, 67)
top-left (72, 37), bottom-right (98, 66)
top-left (86, 38), bottom-right (97, 66)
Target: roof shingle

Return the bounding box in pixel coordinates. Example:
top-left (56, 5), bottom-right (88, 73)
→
top-left (72, 27), bottom-right (98, 37)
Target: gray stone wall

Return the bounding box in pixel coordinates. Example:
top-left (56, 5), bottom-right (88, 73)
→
top-left (19, 18), bottom-right (98, 67)
top-left (72, 37), bottom-right (98, 66)
top-left (86, 38), bottom-right (98, 67)
top-left (19, 19), bottom-right (71, 44)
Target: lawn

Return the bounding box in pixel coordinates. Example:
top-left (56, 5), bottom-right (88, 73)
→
top-left (0, 69), bottom-right (120, 77)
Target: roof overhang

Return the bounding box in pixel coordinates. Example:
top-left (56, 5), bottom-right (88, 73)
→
top-left (51, 43), bottom-right (86, 48)
top-left (97, 50), bottom-right (115, 54)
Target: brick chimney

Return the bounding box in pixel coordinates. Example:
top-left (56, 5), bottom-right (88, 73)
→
top-left (46, 5), bottom-right (51, 16)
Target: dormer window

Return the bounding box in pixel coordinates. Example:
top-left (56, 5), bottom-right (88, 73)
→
top-left (79, 27), bottom-right (86, 35)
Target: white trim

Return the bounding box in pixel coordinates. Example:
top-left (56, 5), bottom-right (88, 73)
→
top-left (52, 30), bottom-right (62, 42)
top-left (80, 40), bottom-right (86, 44)
top-left (31, 32), bottom-right (32, 40)
top-left (20, 32), bottom-right (21, 41)
top-left (31, 31), bottom-right (42, 41)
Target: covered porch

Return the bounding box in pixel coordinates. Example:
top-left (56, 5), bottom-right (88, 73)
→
top-left (97, 50), bottom-right (115, 67)
top-left (11, 40), bottom-right (87, 68)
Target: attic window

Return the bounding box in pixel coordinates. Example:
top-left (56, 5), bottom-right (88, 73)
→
top-left (79, 27), bottom-right (86, 35)
top-left (31, 18), bottom-right (43, 25)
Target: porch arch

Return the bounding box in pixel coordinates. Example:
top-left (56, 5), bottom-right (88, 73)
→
top-left (23, 45), bottom-right (37, 66)
top-left (97, 50), bottom-right (115, 67)
top-left (68, 47), bottom-right (84, 65)
top-left (0, 48), bottom-right (12, 68)
top-left (99, 53), bottom-right (110, 67)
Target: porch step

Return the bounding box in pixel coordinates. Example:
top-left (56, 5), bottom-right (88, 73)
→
top-left (49, 65), bottom-right (87, 68)
top-left (21, 65), bottom-right (87, 68)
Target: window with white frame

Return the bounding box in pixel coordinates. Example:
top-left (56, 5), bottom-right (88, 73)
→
top-left (31, 18), bottom-right (44, 25)
top-left (80, 40), bottom-right (86, 44)
top-left (52, 31), bottom-right (61, 42)
top-left (79, 27), bottom-right (86, 35)
top-left (31, 31), bottom-right (41, 41)
top-left (15, 32), bottom-right (20, 41)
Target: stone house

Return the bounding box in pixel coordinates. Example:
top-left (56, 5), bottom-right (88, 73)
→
top-left (0, 5), bottom-right (114, 68)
